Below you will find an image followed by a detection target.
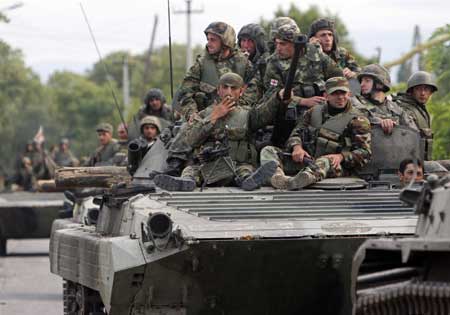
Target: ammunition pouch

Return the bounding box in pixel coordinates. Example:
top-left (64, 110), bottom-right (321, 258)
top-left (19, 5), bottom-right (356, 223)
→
top-left (200, 156), bottom-right (235, 185)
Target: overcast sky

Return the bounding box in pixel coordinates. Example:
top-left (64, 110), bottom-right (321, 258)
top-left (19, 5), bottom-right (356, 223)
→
top-left (1, 0), bottom-right (449, 81)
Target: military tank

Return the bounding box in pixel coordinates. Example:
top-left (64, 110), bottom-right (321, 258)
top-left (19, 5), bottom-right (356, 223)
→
top-left (351, 173), bottom-right (450, 315)
top-left (0, 191), bottom-right (65, 256)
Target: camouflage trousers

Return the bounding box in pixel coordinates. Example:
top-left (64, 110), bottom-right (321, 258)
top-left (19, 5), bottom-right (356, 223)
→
top-left (260, 145), bottom-right (343, 181)
top-left (181, 161), bottom-right (255, 187)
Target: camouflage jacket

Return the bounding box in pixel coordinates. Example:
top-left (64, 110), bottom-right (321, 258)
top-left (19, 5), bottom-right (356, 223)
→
top-left (86, 139), bottom-right (121, 166)
top-left (182, 93), bottom-right (282, 166)
top-left (248, 51), bottom-right (271, 100)
top-left (52, 150), bottom-right (79, 167)
top-left (286, 101), bottom-right (372, 171)
top-left (328, 46), bottom-right (360, 72)
top-left (352, 95), bottom-right (418, 131)
top-left (178, 47), bottom-right (258, 120)
top-left (393, 93), bottom-right (431, 130)
top-left (263, 43), bottom-right (343, 95)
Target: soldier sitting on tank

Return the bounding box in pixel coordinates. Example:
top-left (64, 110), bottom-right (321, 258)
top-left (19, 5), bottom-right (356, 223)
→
top-left (153, 72), bottom-right (293, 192)
top-left (393, 71), bottom-right (438, 160)
top-left (10, 156), bottom-right (36, 191)
top-left (308, 18), bottom-right (360, 80)
top-left (128, 88), bottom-right (173, 140)
top-left (353, 64), bottom-right (417, 135)
top-left (263, 22), bottom-right (343, 148)
top-left (398, 158), bottom-right (424, 187)
top-left (177, 21), bottom-right (259, 121)
top-left (52, 138), bottom-right (79, 167)
top-left (261, 77), bottom-right (372, 190)
top-left (86, 123), bottom-right (121, 166)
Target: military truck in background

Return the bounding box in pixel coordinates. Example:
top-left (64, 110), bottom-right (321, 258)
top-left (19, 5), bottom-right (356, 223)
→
top-left (351, 174), bottom-right (450, 315)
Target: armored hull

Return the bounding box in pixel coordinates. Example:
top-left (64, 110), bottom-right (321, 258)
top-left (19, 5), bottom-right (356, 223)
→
top-left (0, 191), bottom-right (65, 255)
top-left (50, 187), bottom-right (416, 315)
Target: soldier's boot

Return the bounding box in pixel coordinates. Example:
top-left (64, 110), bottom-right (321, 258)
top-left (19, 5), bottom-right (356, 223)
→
top-left (287, 171), bottom-right (317, 190)
top-left (240, 161), bottom-right (278, 191)
top-left (270, 167), bottom-right (291, 190)
top-left (153, 174), bottom-right (196, 192)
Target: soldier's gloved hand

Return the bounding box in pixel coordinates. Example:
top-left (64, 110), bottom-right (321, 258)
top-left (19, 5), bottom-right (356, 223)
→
top-left (292, 145), bottom-right (311, 163)
top-left (380, 119), bottom-right (396, 135)
top-left (299, 96), bottom-right (326, 108)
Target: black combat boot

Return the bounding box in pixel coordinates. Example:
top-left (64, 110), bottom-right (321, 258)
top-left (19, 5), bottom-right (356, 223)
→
top-left (240, 161), bottom-right (278, 191)
top-left (153, 174), bottom-right (196, 192)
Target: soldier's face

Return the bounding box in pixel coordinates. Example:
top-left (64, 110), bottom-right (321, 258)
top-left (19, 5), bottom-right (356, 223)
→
top-left (315, 30), bottom-right (334, 53)
top-left (142, 124), bottom-right (159, 141)
top-left (218, 84), bottom-right (243, 102)
top-left (326, 90), bottom-right (350, 108)
top-left (275, 39), bottom-right (295, 59)
top-left (60, 143), bottom-right (69, 151)
top-left (97, 131), bottom-right (112, 146)
top-left (399, 163), bottom-right (424, 184)
top-left (149, 98), bottom-right (162, 111)
top-left (411, 85), bottom-right (434, 105)
top-left (117, 128), bottom-right (128, 140)
top-left (240, 37), bottom-right (256, 57)
top-left (206, 33), bottom-right (222, 54)
top-left (360, 77), bottom-right (374, 95)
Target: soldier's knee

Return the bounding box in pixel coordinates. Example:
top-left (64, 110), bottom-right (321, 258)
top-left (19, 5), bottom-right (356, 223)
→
top-left (260, 146), bottom-right (281, 164)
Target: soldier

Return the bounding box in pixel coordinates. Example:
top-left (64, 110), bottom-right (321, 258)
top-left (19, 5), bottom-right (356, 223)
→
top-left (238, 23), bottom-right (269, 98)
top-left (261, 77), bottom-right (371, 190)
top-left (353, 64), bottom-right (417, 135)
top-left (117, 123), bottom-right (129, 151)
top-left (139, 116), bottom-right (161, 156)
top-left (153, 73), bottom-right (290, 192)
top-left (177, 21), bottom-right (257, 120)
top-left (52, 138), bottom-right (79, 167)
top-left (398, 158), bottom-right (424, 187)
top-left (129, 88), bottom-right (173, 140)
top-left (268, 17), bottom-right (298, 54)
top-left (393, 71), bottom-right (438, 160)
top-left (308, 18), bottom-right (360, 79)
top-left (264, 23), bottom-right (343, 147)
top-left (86, 123), bottom-right (121, 166)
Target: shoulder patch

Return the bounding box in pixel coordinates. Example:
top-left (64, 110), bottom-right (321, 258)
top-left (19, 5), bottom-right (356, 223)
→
top-left (270, 79), bottom-right (279, 87)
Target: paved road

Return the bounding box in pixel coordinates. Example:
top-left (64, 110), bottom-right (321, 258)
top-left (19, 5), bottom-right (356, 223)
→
top-left (0, 239), bottom-right (63, 315)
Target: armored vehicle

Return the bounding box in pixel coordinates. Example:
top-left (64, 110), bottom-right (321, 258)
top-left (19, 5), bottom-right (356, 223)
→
top-left (351, 174), bottom-right (450, 315)
top-left (0, 191), bottom-right (65, 256)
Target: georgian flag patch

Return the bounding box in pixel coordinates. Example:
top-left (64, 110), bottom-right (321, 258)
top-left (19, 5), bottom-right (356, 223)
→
top-left (270, 79), bottom-right (278, 87)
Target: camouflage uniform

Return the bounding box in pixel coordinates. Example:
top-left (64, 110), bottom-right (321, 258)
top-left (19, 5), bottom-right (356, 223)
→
top-left (352, 64), bottom-right (417, 130)
top-left (129, 88), bottom-right (173, 140)
top-left (268, 17), bottom-right (298, 54)
top-left (308, 18), bottom-right (360, 73)
top-left (263, 23), bottom-right (343, 147)
top-left (261, 77), bottom-right (371, 189)
top-left (177, 22), bottom-right (258, 120)
top-left (86, 123), bottom-right (121, 166)
top-left (393, 71), bottom-right (438, 160)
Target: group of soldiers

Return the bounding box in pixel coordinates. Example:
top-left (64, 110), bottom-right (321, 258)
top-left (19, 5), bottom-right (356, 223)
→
top-left (12, 16), bottom-right (438, 192)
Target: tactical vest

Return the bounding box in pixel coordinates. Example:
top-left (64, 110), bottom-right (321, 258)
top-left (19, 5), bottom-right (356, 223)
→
top-left (200, 52), bottom-right (247, 94)
top-left (203, 107), bottom-right (258, 167)
top-left (309, 104), bottom-right (357, 157)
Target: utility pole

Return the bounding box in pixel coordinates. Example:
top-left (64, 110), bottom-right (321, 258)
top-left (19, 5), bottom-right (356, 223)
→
top-left (174, 0), bottom-right (204, 71)
top-left (141, 14), bottom-right (159, 99)
top-left (122, 55), bottom-right (130, 118)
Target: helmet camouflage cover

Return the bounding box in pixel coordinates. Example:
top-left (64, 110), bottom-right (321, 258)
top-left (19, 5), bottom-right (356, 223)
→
top-left (358, 64), bottom-right (391, 92)
top-left (270, 17), bottom-right (298, 40)
top-left (204, 21), bottom-right (236, 48)
top-left (274, 23), bottom-right (301, 42)
top-left (140, 116), bottom-right (162, 134)
top-left (237, 23), bottom-right (268, 55)
top-left (406, 71), bottom-right (438, 93)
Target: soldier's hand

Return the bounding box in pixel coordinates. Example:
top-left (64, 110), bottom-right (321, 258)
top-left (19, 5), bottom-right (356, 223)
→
top-left (323, 153), bottom-right (344, 169)
top-left (210, 96), bottom-right (235, 124)
top-left (343, 68), bottom-right (356, 79)
top-left (380, 119), bottom-right (396, 135)
top-left (292, 145), bottom-right (311, 163)
top-left (278, 88), bottom-right (293, 102)
top-left (299, 96), bottom-right (326, 108)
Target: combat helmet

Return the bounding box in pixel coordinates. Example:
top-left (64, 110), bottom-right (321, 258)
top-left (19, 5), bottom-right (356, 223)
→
top-left (204, 21), bottom-right (236, 48)
top-left (308, 18), bottom-right (339, 50)
top-left (407, 71), bottom-right (438, 93)
top-left (358, 64), bottom-right (391, 92)
top-left (237, 23), bottom-right (268, 57)
top-left (270, 17), bottom-right (298, 40)
top-left (274, 23), bottom-right (301, 42)
top-left (144, 88), bottom-right (166, 105)
top-left (140, 116), bottom-right (162, 134)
